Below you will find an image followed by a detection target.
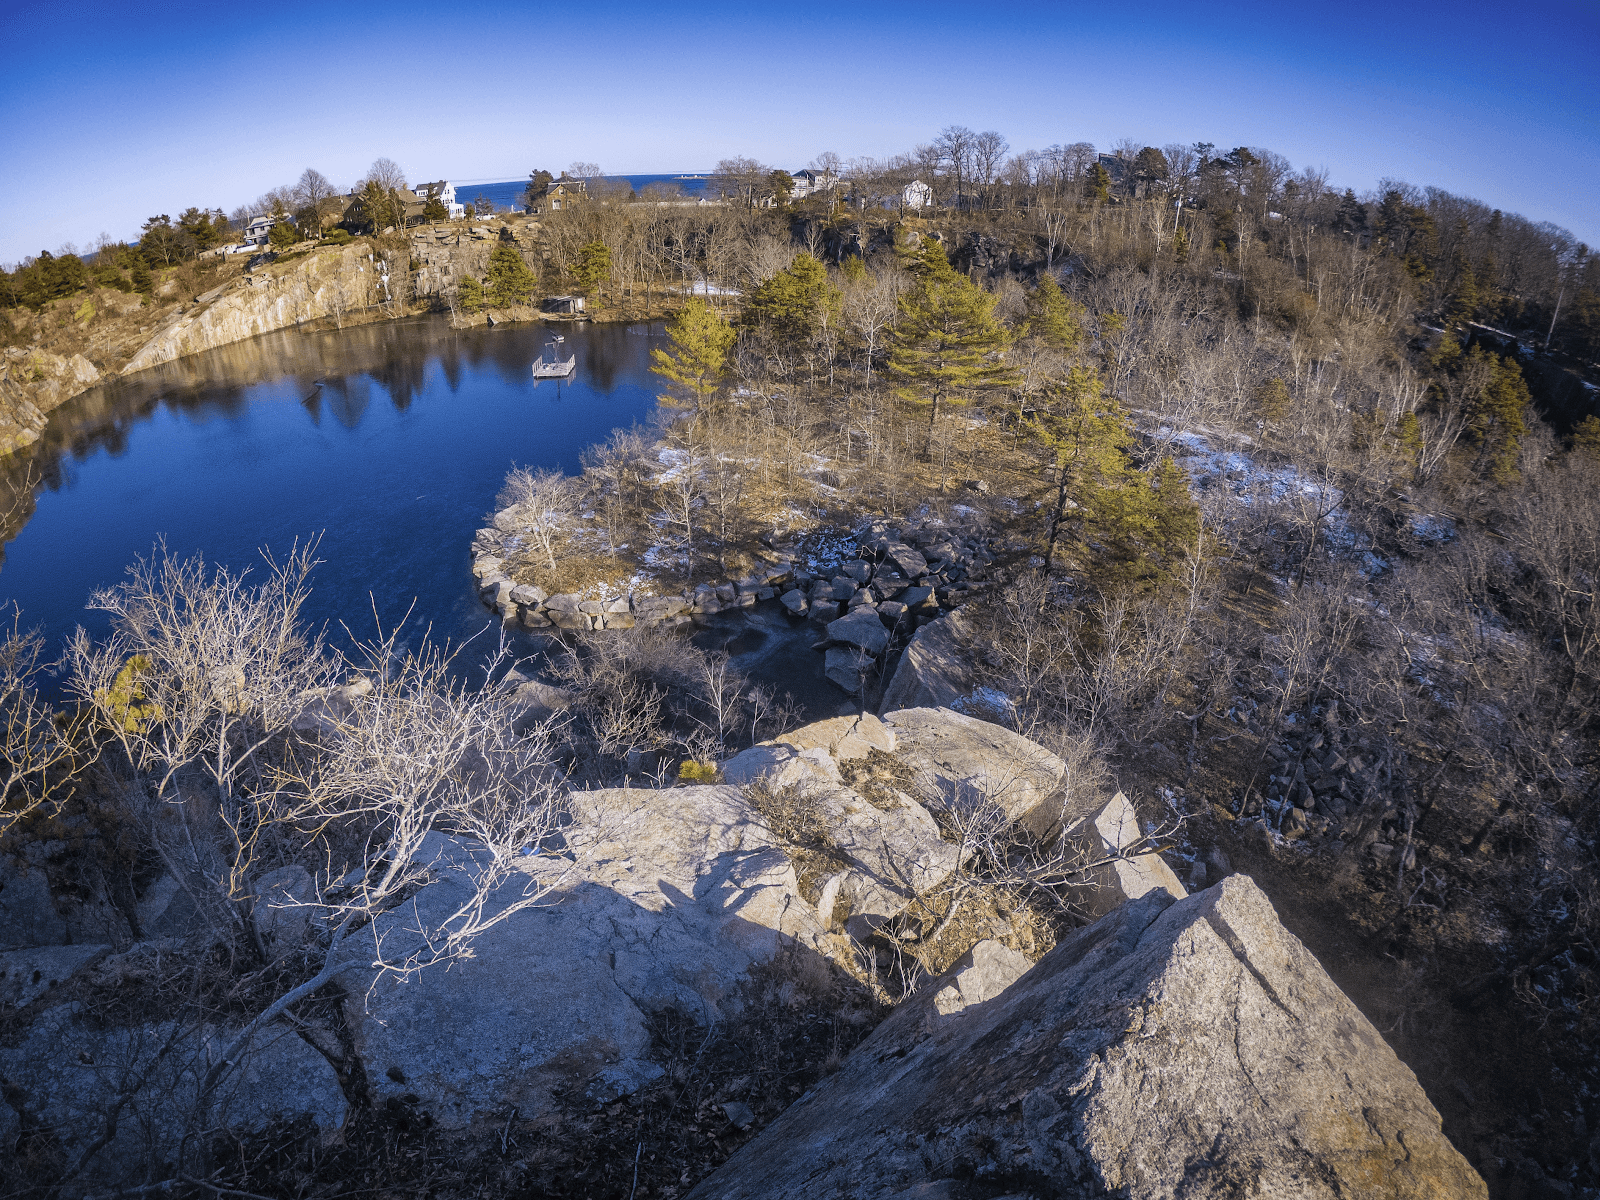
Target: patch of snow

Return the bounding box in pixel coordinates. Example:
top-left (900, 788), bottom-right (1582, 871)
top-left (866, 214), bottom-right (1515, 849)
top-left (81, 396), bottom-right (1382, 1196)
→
top-left (952, 687), bottom-right (1016, 721)
top-left (1408, 513), bottom-right (1457, 543)
top-left (951, 504), bottom-right (978, 517)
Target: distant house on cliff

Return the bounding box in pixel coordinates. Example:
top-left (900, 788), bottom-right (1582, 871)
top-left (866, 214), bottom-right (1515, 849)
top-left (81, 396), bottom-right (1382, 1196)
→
top-left (242, 215), bottom-right (280, 247)
top-left (415, 180), bottom-right (465, 220)
top-left (901, 180), bottom-right (933, 210)
top-left (790, 169), bottom-right (838, 200)
top-left (527, 175), bottom-right (588, 213)
top-left (341, 187), bottom-right (428, 230)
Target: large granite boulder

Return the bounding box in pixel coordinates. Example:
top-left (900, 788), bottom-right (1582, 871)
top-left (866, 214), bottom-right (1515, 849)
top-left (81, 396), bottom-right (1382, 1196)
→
top-left (883, 706), bottom-right (1072, 832)
top-left (337, 786), bottom-right (827, 1129)
top-left (826, 606), bottom-right (891, 656)
top-left (773, 712), bottom-right (896, 761)
top-left (688, 875), bottom-right (1487, 1199)
top-left (878, 612), bottom-right (977, 714)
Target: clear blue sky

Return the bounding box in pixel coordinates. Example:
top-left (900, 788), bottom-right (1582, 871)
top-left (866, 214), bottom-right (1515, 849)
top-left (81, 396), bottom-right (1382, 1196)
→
top-left (2, 0), bottom-right (1596, 264)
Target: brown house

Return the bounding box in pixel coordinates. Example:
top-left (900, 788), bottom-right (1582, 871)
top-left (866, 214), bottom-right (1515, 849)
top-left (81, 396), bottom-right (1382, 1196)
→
top-left (528, 175), bottom-right (588, 212)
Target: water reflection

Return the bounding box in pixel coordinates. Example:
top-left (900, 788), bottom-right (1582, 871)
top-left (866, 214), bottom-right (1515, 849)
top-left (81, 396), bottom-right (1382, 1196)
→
top-left (0, 315), bottom-right (664, 668)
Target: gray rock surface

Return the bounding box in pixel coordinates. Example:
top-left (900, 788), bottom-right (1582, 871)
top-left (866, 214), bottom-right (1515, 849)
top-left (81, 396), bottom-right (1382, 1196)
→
top-left (0, 858), bottom-right (66, 948)
top-left (882, 542), bottom-right (929, 579)
top-left (0, 1003), bottom-right (346, 1190)
top-left (807, 785), bottom-right (962, 940)
top-left (930, 939), bottom-right (1032, 1016)
top-left (338, 786), bottom-right (826, 1129)
top-left (253, 865), bottom-right (314, 958)
top-left (824, 646), bottom-right (873, 694)
top-left (883, 706), bottom-right (1069, 831)
top-left (0, 944), bottom-right (110, 1008)
top-left (878, 613), bottom-right (976, 714)
top-left (1072, 791), bottom-right (1188, 917)
top-left (689, 876), bottom-right (1487, 1200)
top-left (772, 713), bottom-right (896, 761)
top-left (826, 606), bottom-right (890, 656)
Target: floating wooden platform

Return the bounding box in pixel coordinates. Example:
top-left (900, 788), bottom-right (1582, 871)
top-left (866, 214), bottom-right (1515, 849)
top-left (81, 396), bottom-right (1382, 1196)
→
top-left (532, 356), bottom-right (576, 378)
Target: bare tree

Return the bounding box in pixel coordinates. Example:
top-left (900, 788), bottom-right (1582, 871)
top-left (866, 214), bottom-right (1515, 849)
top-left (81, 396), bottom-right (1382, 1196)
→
top-left (293, 168), bottom-right (340, 238)
top-left (0, 606), bottom-right (92, 835)
top-left (365, 157), bottom-right (407, 192)
top-left (497, 466), bottom-right (577, 571)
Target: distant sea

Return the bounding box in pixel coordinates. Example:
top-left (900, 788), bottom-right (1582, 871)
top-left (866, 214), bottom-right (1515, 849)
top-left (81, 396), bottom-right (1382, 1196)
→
top-left (452, 174), bottom-right (711, 212)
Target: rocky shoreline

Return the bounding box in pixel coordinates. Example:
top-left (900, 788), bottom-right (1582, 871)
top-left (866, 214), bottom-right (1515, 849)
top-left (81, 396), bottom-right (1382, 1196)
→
top-left (470, 506), bottom-right (1008, 698)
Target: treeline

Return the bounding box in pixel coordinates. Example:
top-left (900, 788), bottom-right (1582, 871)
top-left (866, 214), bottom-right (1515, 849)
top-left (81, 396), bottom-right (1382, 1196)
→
top-left (0, 159), bottom-right (404, 314)
top-left (524, 131), bottom-right (1596, 362)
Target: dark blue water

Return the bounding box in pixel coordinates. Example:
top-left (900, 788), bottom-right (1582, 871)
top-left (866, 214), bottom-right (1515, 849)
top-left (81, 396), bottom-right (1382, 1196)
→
top-left (457, 174), bottom-right (712, 213)
top-left (0, 315), bottom-right (664, 666)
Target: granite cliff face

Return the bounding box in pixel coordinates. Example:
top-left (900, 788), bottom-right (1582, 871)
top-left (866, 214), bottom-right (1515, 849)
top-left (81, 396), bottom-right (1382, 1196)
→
top-left (0, 347), bottom-right (101, 454)
top-left (121, 243), bottom-right (383, 373)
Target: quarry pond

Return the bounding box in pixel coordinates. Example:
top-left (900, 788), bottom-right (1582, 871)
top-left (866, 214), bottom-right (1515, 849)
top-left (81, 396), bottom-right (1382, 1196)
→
top-left (0, 314), bottom-right (833, 704)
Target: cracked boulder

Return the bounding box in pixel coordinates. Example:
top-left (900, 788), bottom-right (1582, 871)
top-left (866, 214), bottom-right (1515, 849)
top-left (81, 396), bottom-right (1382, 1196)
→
top-left (688, 875), bottom-right (1486, 1200)
top-left (883, 706), bottom-right (1073, 833)
top-left (337, 787), bottom-right (826, 1129)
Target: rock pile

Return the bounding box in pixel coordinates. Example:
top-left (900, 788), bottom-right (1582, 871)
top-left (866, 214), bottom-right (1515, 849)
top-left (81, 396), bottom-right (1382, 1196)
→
top-left (1218, 697), bottom-right (1442, 869)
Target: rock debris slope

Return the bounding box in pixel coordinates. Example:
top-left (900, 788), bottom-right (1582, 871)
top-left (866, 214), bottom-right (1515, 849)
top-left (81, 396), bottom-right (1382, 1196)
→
top-left (687, 875), bottom-right (1485, 1200)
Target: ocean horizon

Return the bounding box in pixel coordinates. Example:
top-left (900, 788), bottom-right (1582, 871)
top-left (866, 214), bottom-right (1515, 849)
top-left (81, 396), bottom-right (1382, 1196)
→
top-left (451, 173), bottom-right (713, 212)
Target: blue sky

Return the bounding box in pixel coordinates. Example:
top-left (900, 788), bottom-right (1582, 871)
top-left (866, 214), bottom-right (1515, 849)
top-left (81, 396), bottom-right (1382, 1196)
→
top-left (2, 0), bottom-right (1596, 264)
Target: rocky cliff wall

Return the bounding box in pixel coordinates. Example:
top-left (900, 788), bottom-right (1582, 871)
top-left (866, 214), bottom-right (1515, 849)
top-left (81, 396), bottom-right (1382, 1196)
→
top-left (121, 243), bottom-right (384, 373)
top-left (0, 347), bottom-right (102, 454)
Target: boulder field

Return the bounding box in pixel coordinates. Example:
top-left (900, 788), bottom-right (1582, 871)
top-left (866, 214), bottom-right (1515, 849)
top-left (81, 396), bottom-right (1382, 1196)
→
top-left (0, 708), bottom-right (1481, 1195)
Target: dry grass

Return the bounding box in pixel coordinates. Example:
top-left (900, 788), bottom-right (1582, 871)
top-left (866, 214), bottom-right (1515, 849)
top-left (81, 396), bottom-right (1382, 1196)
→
top-left (838, 748), bottom-right (917, 811)
top-left (740, 778), bottom-right (850, 903)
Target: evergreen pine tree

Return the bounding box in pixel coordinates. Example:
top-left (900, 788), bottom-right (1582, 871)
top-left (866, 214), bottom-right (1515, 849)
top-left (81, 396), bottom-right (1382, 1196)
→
top-left (572, 239), bottom-right (612, 298)
top-left (743, 253), bottom-right (840, 348)
top-left (458, 275), bottom-right (484, 313)
top-left (651, 298), bottom-right (736, 414)
top-left (485, 243), bottom-right (537, 307)
top-left (886, 240), bottom-right (1018, 455)
top-left (1021, 273), bottom-right (1084, 354)
top-left (1085, 163), bottom-right (1111, 204)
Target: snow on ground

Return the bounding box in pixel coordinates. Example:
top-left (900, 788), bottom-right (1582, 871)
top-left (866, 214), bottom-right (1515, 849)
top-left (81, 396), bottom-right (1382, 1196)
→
top-left (653, 447), bottom-right (689, 483)
top-left (1160, 425), bottom-right (1388, 574)
top-left (1408, 513), bottom-right (1457, 543)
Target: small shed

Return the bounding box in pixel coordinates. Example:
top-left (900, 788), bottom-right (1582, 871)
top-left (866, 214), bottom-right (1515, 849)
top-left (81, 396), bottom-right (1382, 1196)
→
top-left (545, 295), bottom-right (586, 314)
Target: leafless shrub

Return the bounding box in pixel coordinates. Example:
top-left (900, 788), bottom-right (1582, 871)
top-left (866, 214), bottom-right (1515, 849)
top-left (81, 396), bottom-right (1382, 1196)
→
top-left (0, 604), bottom-right (92, 834)
top-left (49, 543), bottom-right (573, 1186)
top-left (496, 465), bottom-right (578, 572)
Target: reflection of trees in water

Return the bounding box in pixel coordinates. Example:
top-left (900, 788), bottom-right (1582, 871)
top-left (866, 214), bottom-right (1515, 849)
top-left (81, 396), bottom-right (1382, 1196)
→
top-left (0, 314), bottom-right (653, 564)
top-left (321, 377), bottom-right (372, 429)
top-left (439, 340), bottom-right (463, 393)
top-left (370, 353), bottom-right (428, 412)
top-left (583, 323), bottom-right (647, 394)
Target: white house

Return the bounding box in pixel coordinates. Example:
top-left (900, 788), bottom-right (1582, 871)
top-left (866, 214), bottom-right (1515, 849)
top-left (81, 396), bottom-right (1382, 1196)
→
top-left (243, 215), bottom-right (277, 246)
top-left (790, 169), bottom-right (838, 199)
top-left (416, 180), bottom-right (465, 220)
top-left (901, 180), bottom-right (933, 210)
